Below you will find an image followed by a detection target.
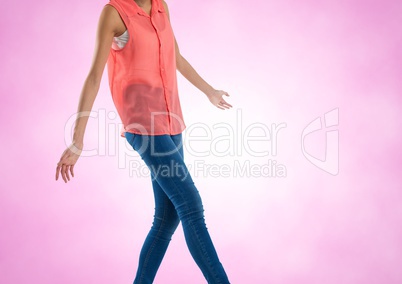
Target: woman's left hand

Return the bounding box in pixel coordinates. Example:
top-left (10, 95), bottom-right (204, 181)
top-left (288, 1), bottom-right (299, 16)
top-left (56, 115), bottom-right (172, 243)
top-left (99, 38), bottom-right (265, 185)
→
top-left (207, 89), bottom-right (233, 110)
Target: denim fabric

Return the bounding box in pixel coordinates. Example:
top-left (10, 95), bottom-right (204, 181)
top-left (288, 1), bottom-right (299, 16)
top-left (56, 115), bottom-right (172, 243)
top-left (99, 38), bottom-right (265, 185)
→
top-left (125, 131), bottom-right (230, 284)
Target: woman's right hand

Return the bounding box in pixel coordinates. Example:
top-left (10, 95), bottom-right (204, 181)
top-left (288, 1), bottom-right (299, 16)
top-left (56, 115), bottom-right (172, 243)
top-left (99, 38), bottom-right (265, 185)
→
top-left (55, 141), bottom-right (83, 183)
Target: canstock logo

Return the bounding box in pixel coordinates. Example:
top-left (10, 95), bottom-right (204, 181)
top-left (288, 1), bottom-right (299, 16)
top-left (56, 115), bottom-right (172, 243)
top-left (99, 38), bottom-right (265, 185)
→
top-left (301, 108), bottom-right (339, 175)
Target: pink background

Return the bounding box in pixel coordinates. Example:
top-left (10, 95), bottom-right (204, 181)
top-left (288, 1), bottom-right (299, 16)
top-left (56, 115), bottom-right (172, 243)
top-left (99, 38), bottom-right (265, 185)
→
top-left (1, 0), bottom-right (402, 283)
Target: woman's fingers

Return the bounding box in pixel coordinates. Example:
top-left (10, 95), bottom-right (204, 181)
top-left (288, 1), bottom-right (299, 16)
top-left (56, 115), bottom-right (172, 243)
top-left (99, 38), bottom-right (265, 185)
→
top-left (219, 99), bottom-right (232, 109)
top-left (223, 99), bottom-right (232, 107)
top-left (70, 165), bottom-right (75, 178)
top-left (216, 103), bottom-right (228, 110)
top-left (221, 101), bottom-right (232, 108)
top-left (65, 165), bottom-right (70, 181)
top-left (56, 145), bottom-right (81, 183)
top-left (61, 164), bottom-right (67, 183)
top-left (219, 92), bottom-right (232, 109)
top-left (56, 162), bottom-right (74, 183)
top-left (209, 90), bottom-right (232, 110)
top-left (56, 157), bottom-right (65, 181)
top-left (56, 164), bottom-right (61, 180)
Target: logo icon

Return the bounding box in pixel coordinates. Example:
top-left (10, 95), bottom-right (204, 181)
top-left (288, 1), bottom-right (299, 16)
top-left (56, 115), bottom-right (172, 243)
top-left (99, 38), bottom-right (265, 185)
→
top-left (301, 108), bottom-right (339, 175)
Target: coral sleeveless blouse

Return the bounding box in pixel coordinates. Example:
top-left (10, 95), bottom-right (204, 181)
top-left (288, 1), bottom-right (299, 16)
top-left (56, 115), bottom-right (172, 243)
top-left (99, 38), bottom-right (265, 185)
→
top-left (105, 0), bottom-right (186, 137)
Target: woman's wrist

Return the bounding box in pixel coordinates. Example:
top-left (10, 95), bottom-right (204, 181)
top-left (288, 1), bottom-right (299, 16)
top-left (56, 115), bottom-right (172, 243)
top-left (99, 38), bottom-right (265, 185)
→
top-left (73, 128), bottom-right (85, 146)
top-left (72, 138), bottom-right (84, 147)
top-left (204, 86), bottom-right (216, 99)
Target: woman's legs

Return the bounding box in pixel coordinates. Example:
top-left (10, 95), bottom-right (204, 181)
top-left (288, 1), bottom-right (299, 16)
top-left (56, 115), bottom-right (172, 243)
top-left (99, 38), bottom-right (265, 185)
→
top-left (133, 175), bottom-right (180, 283)
top-left (125, 132), bottom-right (230, 284)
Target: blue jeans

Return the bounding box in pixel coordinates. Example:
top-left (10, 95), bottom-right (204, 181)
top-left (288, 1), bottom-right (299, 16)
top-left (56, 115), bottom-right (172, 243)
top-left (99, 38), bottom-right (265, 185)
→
top-left (125, 131), bottom-right (230, 284)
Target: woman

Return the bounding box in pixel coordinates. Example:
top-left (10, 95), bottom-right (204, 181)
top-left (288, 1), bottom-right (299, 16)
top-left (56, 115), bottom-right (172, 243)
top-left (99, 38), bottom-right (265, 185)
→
top-left (55, 0), bottom-right (232, 283)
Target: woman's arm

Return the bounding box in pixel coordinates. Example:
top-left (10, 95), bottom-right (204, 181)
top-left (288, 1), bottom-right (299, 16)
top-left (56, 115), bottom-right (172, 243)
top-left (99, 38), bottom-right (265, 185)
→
top-left (56, 5), bottom-right (123, 183)
top-left (72, 5), bottom-right (123, 145)
top-left (162, 1), bottom-right (232, 110)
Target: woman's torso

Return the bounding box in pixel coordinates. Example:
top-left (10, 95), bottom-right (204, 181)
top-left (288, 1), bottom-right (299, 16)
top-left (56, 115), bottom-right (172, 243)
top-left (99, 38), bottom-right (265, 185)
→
top-left (105, 0), bottom-right (186, 137)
